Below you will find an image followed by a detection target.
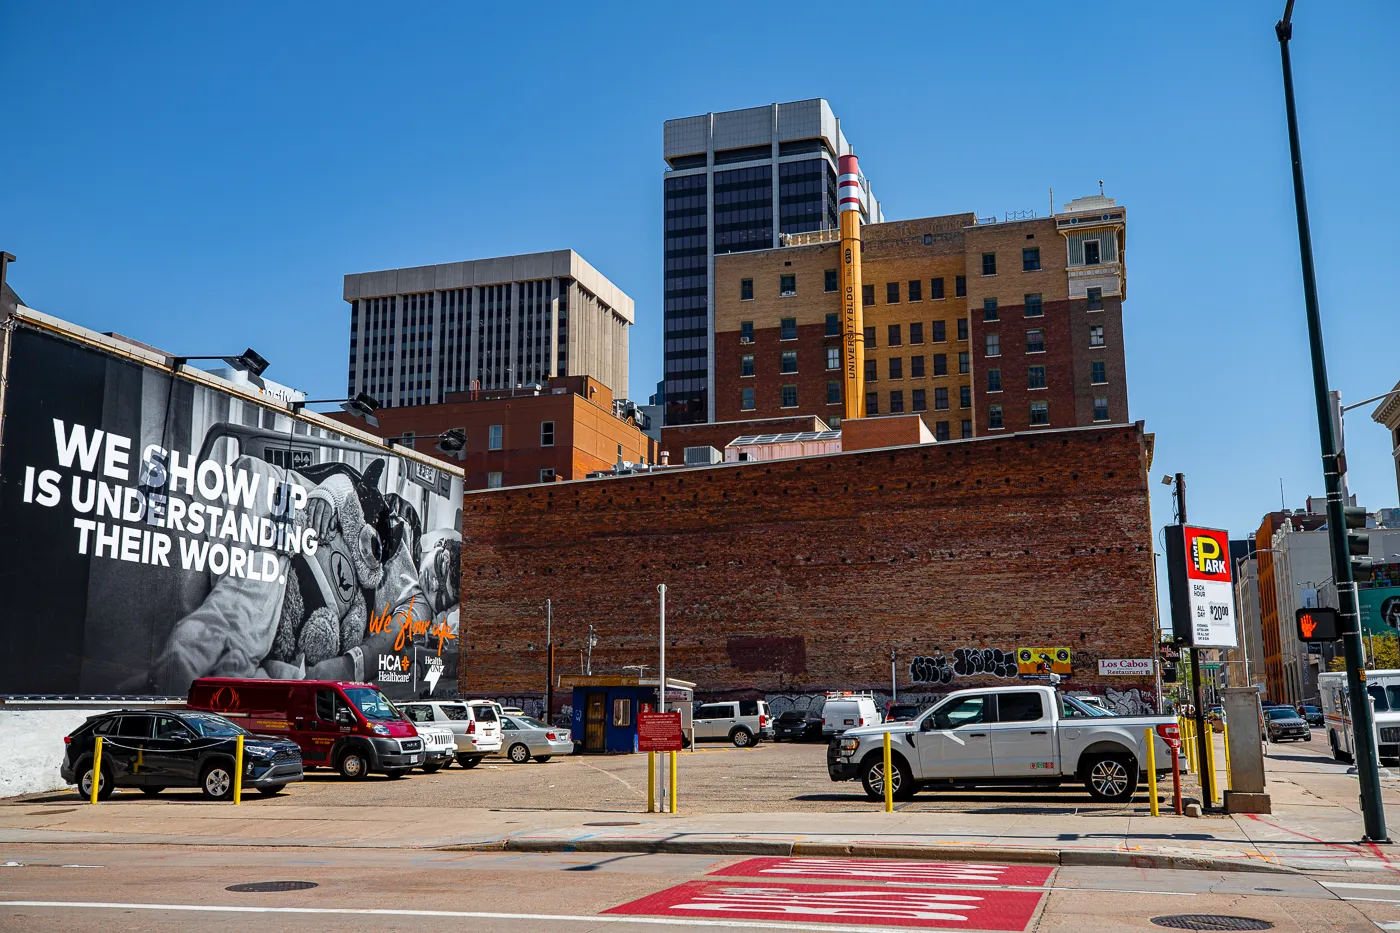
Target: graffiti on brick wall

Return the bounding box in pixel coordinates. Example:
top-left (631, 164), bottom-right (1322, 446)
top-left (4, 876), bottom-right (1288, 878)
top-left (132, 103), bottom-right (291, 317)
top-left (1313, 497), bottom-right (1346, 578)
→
top-left (909, 648), bottom-right (1019, 685)
top-left (489, 695), bottom-right (546, 719)
top-left (1104, 687), bottom-right (1155, 716)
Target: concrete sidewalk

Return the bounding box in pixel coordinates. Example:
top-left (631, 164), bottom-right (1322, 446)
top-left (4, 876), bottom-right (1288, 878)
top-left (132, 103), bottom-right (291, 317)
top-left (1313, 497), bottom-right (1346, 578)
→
top-left (5, 734), bottom-right (1400, 876)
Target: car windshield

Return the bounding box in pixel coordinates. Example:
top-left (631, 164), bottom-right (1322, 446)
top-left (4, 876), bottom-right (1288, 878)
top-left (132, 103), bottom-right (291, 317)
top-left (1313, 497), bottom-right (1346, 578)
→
top-left (777, 711), bottom-right (805, 722)
top-left (1267, 708), bottom-right (1298, 720)
top-left (344, 686), bottom-right (402, 721)
top-left (182, 712), bottom-right (249, 737)
top-left (887, 706), bottom-right (921, 720)
top-left (1303, 706), bottom-right (1321, 713)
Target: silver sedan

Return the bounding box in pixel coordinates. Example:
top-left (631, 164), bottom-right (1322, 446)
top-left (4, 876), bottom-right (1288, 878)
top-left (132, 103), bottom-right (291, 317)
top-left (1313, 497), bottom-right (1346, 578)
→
top-left (499, 715), bottom-right (573, 763)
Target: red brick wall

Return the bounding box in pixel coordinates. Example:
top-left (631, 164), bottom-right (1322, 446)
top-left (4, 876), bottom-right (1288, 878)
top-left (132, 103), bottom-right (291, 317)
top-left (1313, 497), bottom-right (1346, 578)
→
top-left (459, 422), bottom-right (1160, 711)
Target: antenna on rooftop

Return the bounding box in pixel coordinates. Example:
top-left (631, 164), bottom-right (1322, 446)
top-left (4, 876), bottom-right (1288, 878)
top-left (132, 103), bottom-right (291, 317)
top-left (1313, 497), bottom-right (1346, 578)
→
top-left (1098, 179), bottom-right (1105, 196)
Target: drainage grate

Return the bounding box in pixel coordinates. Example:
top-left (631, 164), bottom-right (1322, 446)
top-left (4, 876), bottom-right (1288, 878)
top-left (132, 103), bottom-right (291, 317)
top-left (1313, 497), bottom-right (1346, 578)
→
top-left (1151, 917), bottom-right (1274, 931)
top-left (583, 821), bottom-right (641, 827)
top-left (226, 881), bottom-right (319, 893)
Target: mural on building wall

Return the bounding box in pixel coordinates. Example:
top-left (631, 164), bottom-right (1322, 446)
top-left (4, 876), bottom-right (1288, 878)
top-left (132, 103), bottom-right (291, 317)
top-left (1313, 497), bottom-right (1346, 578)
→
top-left (1104, 686), bottom-right (1154, 716)
top-left (909, 648), bottom-right (1020, 685)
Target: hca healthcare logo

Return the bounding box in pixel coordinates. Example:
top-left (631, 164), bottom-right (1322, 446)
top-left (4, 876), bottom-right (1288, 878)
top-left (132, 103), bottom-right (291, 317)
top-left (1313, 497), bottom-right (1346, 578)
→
top-left (1184, 526), bottom-right (1232, 582)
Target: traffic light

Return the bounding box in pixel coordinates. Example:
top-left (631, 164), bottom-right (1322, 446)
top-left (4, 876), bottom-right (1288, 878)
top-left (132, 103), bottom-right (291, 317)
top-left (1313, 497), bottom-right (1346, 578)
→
top-left (1296, 607), bottom-right (1340, 642)
top-left (1344, 506), bottom-right (1374, 583)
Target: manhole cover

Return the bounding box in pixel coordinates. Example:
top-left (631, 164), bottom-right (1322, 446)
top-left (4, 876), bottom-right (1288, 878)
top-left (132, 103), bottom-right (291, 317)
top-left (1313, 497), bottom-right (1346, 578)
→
top-left (583, 821), bottom-right (641, 827)
top-left (1151, 917), bottom-right (1273, 931)
top-left (226, 881), bottom-right (319, 893)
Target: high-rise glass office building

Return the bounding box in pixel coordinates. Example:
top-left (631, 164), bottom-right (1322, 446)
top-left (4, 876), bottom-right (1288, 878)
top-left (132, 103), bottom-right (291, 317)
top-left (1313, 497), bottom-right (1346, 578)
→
top-left (661, 99), bottom-right (881, 425)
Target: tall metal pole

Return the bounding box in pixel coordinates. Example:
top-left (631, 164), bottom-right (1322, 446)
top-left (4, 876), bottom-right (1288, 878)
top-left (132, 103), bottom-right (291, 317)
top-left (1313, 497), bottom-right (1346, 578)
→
top-left (586, 624), bottom-right (594, 676)
top-left (1276, 2), bottom-right (1387, 842)
top-left (657, 584), bottom-right (667, 812)
top-left (1177, 474), bottom-right (1214, 809)
top-left (890, 649), bottom-right (897, 704)
top-left (545, 600), bottom-right (554, 724)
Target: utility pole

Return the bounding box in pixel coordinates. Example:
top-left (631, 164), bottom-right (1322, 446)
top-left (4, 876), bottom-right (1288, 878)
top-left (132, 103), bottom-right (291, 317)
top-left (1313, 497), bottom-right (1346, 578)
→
top-left (658, 584), bottom-right (668, 812)
top-left (1276, 0), bottom-right (1388, 842)
top-left (890, 649), bottom-right (897, 704)
top-left (545, 600), bottom-right (554, 725)
top-left (1174, 473), bottom-right (1214, 810)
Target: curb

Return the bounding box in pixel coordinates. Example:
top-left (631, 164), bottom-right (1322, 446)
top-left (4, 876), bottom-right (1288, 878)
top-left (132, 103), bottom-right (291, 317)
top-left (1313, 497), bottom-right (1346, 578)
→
top-left (441, 837), bottom-right (1296, 874)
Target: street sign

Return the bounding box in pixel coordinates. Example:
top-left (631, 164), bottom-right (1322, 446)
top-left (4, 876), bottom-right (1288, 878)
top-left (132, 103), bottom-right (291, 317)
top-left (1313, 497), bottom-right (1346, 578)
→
top-left (1165, 523), bottom-right (1239, 648)
top-left (1296, 606), bottom-right (1341, 643)
top-left (637, 710), bottom-right (683, 752)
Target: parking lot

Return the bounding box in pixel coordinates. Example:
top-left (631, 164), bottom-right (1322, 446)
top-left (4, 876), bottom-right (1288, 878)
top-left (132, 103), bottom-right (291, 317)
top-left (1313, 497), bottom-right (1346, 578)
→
top-left (82, 739), bottom-right (1162, 815)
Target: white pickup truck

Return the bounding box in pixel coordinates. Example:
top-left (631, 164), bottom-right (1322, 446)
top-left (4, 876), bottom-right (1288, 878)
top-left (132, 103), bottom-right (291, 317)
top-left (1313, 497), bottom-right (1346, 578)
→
top-left (827, 685), bottom-right (1178, 803)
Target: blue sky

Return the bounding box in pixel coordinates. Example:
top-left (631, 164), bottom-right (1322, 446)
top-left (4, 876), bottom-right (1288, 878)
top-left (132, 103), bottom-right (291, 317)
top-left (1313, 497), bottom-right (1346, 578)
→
top-left (4, 2), bottom-right (1398, 572)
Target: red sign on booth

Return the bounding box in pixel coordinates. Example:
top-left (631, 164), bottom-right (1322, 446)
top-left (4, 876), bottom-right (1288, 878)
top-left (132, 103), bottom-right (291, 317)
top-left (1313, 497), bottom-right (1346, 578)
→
top-left (637, 711), bottom-right (683, 752)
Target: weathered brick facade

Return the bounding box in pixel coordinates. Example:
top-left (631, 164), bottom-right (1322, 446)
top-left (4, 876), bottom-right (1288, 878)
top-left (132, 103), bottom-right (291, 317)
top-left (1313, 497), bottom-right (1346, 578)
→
top-left (459, 422), bottom-right (1160, 714)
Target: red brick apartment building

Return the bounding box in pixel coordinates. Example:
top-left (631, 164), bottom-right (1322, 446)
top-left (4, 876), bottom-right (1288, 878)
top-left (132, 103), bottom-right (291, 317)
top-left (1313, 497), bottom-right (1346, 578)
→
top-left (333, 375), bottom-right (656, 490)
top-left (711, 194), bottom-right (1129, 439)
top-left (459, 421), bottom-right (1160, 714)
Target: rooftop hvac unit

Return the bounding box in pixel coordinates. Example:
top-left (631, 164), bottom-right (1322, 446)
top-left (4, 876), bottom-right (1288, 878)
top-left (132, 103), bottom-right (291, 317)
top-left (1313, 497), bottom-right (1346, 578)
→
top-left (683, 445), bottom-right (722, 466)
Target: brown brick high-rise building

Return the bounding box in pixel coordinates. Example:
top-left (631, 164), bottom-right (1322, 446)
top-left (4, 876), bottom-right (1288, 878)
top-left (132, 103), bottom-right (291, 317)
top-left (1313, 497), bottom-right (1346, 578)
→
top-left (712, 194), bottom-right (1129, 439)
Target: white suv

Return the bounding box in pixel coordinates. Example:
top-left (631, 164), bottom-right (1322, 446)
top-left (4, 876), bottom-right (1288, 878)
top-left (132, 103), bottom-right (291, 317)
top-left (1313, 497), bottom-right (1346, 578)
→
top-left (692, 699), bottom-right (771, 747)
top-left (399, 700), bottom-right (503, 768)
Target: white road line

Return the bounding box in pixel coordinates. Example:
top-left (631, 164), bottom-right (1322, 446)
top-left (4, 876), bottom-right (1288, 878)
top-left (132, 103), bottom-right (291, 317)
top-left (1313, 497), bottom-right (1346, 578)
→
top-left (1324, 883), bottom-right (1400, 892)
top-left (0, 901), bottom-right (933, 932)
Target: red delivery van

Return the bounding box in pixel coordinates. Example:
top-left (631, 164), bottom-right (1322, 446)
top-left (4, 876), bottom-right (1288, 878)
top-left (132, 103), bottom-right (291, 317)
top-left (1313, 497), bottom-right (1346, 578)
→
top-left (187, 678), bottom-right (424, 779)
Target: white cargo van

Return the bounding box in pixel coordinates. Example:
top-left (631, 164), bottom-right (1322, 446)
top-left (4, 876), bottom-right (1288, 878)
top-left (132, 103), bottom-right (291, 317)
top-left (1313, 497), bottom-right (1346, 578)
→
top-left (821, 692), bottom-right (882, 736)
top-left (1319, 670), bottom-right (1400, 763)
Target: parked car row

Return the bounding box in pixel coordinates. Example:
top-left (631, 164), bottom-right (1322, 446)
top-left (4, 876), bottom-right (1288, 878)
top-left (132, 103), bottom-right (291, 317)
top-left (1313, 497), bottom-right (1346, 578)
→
top-left (772, 694), bottom-right (934, 745)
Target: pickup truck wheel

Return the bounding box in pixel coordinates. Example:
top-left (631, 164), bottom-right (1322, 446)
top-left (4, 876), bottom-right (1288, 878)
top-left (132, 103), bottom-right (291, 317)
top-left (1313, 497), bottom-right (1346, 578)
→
top-left (1084, 754), bottom-right (1137, 803)
top-left (861, 754), bottom-right (915, 802)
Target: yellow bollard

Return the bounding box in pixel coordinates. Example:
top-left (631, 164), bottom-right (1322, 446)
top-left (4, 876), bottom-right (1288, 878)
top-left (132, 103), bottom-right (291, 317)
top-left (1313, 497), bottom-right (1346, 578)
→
top-left (233, 734), bottom-right (244, 805)
top-left (883, 731), bottom-right (894, 813)
top-left (89, 736), bottom-right (103, 804)
top-left (648, 751), bottom-right (656, 813)
top-left (1203, 721), bottom-right (1218, 807)
top-left (668, 750), bottom-right (677, 814)
top-left (1223, 722), bottom-right (1232, 792)
top-left (1145, 728), bottom-right (1160, 817)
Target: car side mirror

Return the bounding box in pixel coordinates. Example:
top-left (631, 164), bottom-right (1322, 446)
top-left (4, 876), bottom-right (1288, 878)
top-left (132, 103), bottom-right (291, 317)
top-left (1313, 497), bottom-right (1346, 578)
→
top-left (920, 718), bottom-right (936, 732)
top-left (336, 710), bottom-right (354, 725)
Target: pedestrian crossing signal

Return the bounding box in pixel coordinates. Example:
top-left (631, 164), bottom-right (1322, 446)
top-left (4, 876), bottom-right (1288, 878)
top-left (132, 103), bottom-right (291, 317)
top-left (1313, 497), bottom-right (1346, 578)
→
top-left (1296, 607), bottom-right (1340, 642)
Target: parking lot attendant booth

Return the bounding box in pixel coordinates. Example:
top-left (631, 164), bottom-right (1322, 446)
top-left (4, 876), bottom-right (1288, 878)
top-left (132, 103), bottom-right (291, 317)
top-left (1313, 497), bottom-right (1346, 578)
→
top-left (561, 675), bottom-right (695, 754)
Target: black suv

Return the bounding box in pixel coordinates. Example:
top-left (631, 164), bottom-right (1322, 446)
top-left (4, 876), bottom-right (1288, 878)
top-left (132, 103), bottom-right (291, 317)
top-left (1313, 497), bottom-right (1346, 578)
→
top-left (61, 710), bottom-right (303, 800)
top-left (773, 709), bottom-right (823, 742)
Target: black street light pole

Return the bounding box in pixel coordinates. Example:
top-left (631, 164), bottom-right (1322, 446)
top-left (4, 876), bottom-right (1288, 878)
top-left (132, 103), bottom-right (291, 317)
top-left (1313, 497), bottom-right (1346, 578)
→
top-left (1276, 0), bottom-right (1388, 842)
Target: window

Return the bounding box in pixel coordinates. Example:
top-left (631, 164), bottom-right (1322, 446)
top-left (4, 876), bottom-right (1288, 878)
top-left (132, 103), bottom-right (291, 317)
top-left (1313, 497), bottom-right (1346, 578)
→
top-left (826, 347), bottom-right (840, 370)
top-left (1087, 286), bottom-right (1103, 310)
top-left (987, 368), bottom-right (1002, 392)
top-left (1028, 365), bottom-right (1046, 389)
top-left (1022, 247), bottom-right (1041, 272)
top-left (908, 280), bottom-right (922, 302)
top-left (958, 351), bottom-right (970, 374)
top-left (957, 318), bottom-right (969, 340)
top-left (781, 350), bottom-right (798, 373)
top-left (981, 252), bottom-right (997, 276)
top-left (1000, 692), bottom-right (1045, 723)
top-left (933, 353), bottom-right (948, 376)
top-left (780, 274), bottom-right (796, 297)
top-left (887, 282), bottom-right (900, 304)
top-left (909, 322), bottom-right (924, 345)
top-left (864, 359), bottom-right (877, 383)
top-left (934, 387), bottom-right (949, 410)
top-left (910, 355), bottom-right (925, 378)
top-left (1089, 324), bottom-right (1105, 347)
top-left (612, 698), bottom-right (632, 727)
top-left (931, 320), bottom-right (946, 342)
top-left (824, 269), bottom-right (838, 292)
top-left (983, 297), bottom-right (998, 321)
top-left (781, 384), bottom-right (798, 407)
top-left (825, 313), bottom-right (840, 336)
top-left (862, 284), bottom-right (874, 306)
top-left (741, 354), bottom-right (755, 377)
top-left (540, 468), bottom-right (556, 482)
top-left (1084, 239), bottom-right (1101, 265)
top-left (741, 387), bottom-right (755, 410)
top-left (935, 421), bottom-right (951, 441)
top-left (888, 357), bottom-right (903, 380)
top-left (740, 321), bottom-right (754, 343)
top-left (1091, 360), bottom-right (1107, 384)
top-left (488, 424), bottom-right (503, 450)
top-left (865, 391), bottom-right (879, 414)
top-left (487, 472), bottom-right (503, 488)
top-left (888, 324), bottom-right (902, 347)
top-left (864, 325), bottom-right (876, 348)
top-left (989, 404), bottom-right (1004, 429)
top-left (890, 390), bottom-right (905, 413)
top-left (986, 334), bottom-right (1002, 360)
top-left (826, 381), bottom-right (842, 405)
top-left (400, 432), bottom-right (416, 449)
top-left (961, 419), bottom-right (972, 438)
top-left (1025, 293), bottom-right (1043, 317)
top-left (541, 421), bottom-right (555, 446)
top-left (1030, 401), bottom-right (1049, 425)
top-left (931, 277), bottom-right (945, 300)
top-left (912, 388), bottom-right (927, 411)
top-left (740, 278), bottom-right (754, 301)
top-left (780, 317), bottom-right (797, 340)
top-left (959, 385), bottom-right (971, 408)
top-left (1026, 329), bottom-right (1045, 353)
top-left (1094, 396), bottom-right (1110, 421)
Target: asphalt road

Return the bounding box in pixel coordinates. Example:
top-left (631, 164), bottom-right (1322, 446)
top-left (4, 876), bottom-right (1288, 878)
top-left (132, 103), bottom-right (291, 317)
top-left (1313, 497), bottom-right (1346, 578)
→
top-left (2, 843), bottom-right (1397, 932)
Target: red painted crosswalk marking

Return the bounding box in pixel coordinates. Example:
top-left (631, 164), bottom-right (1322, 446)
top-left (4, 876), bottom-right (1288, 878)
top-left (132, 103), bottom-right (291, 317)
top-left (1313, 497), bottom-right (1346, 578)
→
top-left (713, 856), bottom-right (1054, 887)
top-left (605, 880), bottom-right (1044, 930)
